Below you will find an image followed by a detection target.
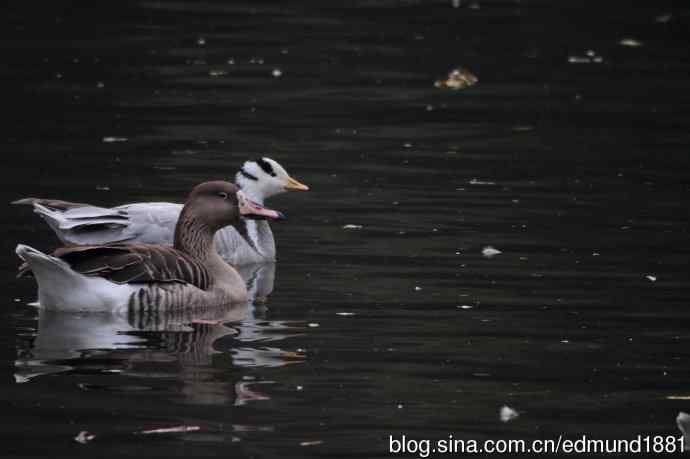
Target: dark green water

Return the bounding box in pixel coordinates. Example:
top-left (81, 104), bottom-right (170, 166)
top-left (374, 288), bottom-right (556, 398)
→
top-left (1, 1), bottom-right (690, 457)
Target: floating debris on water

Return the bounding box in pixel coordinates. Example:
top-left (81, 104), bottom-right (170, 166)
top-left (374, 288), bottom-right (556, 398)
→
top-left (300, 440), bottom-right (323, 447)
top-left (209, 69), bottom-right (227, 77)
top-left (568, 50), bottom-right (604, 64)
top-left (645, 275), bottom-right (657, 282)
top-left (96, 81), bottom-right (104, 88)
top-left (457, 305), bottom-right (473, 309)
top-left (196, 37), bottom-right (206, 46)
top-left (307, 323), bottom-right (320, 328)
top-left (102, 136), bottom-right (127, 143)
top-left (342, 224), bottom-right (363, 230)
top-left (469, 178), bottom-right (496, 185)
top-left (619, 38), bottom-right (642, 47)
top-left (482, 246), bottom-right (502, 258)
top-left (414, 286), bottom-right (423, 291)
top-left (272, 68), bottom-right (283, 78)
top-left (336, 312), bottom-right (355, 316)
top-left (139, 426), bottom-right (200, 435)
top-left (656, 13), bottom-right (672, 23)
top-left (95, 185), bottom-right (110, 191)
top-left (74, 431), bottom-right (96, 444)
top-left (434, 67), bottom-right (478, 90)
top-left (500, 405), bottom-right (519, 422)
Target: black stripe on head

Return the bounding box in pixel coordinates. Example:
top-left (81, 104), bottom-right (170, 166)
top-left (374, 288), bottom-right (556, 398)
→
top-left (239, 168), bottom-right (259, 181)
top-left (255, 157), bottom-right (276, 177)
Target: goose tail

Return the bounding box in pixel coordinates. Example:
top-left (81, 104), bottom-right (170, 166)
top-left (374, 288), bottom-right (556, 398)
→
top-left (14, 198), bottom-right (133, 246)
top-left (15, 244), bottom-right (136, 311)
top-left (16, 244), bottom-right (86, 310)
top-left (16, 244), bottom-right (77, 286)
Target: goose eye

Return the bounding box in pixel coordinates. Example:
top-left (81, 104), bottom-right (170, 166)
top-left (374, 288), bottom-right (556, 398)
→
top-left (218, 191), bottom-right (229, 199)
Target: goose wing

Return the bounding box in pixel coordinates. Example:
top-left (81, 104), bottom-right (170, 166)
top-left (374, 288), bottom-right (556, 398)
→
top-left (52, 244), bottom-right (212, 289)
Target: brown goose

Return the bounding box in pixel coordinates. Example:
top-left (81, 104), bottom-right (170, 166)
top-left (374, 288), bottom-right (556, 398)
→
top-left (16, 181), bottom-right (285, 313)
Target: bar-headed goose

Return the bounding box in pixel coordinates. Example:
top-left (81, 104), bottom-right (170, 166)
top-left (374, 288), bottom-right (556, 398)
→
top-left (13, 157), bottom-right (308, 265)
top-left (16, 181), bottom-right (285, 312)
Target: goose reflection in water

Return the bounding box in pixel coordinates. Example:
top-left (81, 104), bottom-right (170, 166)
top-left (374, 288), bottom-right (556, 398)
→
top-left (14, 263), bottom-right (305, 407)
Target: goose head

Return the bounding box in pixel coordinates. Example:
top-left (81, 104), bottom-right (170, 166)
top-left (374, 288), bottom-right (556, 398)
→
top-left (235, 157), bottom-right (309, 203)
top-left (183, 181), bottom-right (285, 232)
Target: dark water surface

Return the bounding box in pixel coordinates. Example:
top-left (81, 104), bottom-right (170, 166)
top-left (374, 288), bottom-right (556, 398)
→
top-left (2, 1), bottom-right (690, 457)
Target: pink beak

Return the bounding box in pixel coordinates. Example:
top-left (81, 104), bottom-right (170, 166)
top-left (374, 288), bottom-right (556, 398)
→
top-left (237, 191), bottom-right (286, 221)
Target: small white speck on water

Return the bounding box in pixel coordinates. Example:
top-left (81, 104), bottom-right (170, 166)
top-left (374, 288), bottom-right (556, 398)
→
top-left (342, 224), bottom-right (363, 230)
top-left (13, 298), bottom-right (21, 302)
top-left (646, 275), bottom-right (657, 282)
top-left (425, 104), bottom-right (434, 111)
top-left (296, 385), bottom-right (304, 391)
top-left (452, 0), bottom-right (461, 7)
top-left (96, 185), bottom-right (110, 191)
top-left (592, 252), bottom-right (600, 256)
top-left (561, 339), bottom-right (570, 344)
top-left (500, 405), bottom-right (519, 422)
top-left (482, 246), bottom-right (502, 258)
top-left (403, 142), bottom-right (413, 148)
top-left (336, 312), bottom-right (355, 316)
top-left (55, 73), bottom-right (63, 79)
top-left (397, 404), bottom-right (404, 409)
top-left (300, 440), bottom-right (323, 447)
top-left (414, 286), bottom-right (423, 291)
top-left (75, 431), bottom-right (96, 444)
top-left (227, 58), bottom-right (235, 65)
top-left (272, 68), bottom-right (283, 78)
top-left (620, 38), bottom-right (642, 47)
top-left (209, 69), bottom-right (227, 77)
top-left (656, 13), bottom-right (672, 23)
top-left (102, 136), bottom-right (127, 143)
top-left (307, 323), bottom-right (320, 328)
top-left (242, 375), bottom-right (255, 380)
top-left (196, 37), bottom-right (206, 45)
top-left (568, 56), bottom-right (590, 64)
top-left (96, 81), bottom-right (104, 88)
top-left (458, 305), bottom-right (473, 310)
top-left (469, 178), bottom-right (496, 185)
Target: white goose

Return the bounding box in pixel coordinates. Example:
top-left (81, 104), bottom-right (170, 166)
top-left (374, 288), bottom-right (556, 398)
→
top-left (13, 157), bottom-right (309, 266)
top-left (16, 181), bottom-right (285, 313)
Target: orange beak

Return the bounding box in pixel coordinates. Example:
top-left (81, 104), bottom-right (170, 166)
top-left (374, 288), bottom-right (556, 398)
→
top-left (285, 176), bottom-right (310, 192)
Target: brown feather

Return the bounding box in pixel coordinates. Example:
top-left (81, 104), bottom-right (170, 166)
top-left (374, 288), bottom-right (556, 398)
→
top-left (50, 244), bottom-right (213, 289)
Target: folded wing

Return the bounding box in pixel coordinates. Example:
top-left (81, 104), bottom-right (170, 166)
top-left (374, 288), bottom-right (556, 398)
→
top-left (51, 244), bottom-right (212, 289)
